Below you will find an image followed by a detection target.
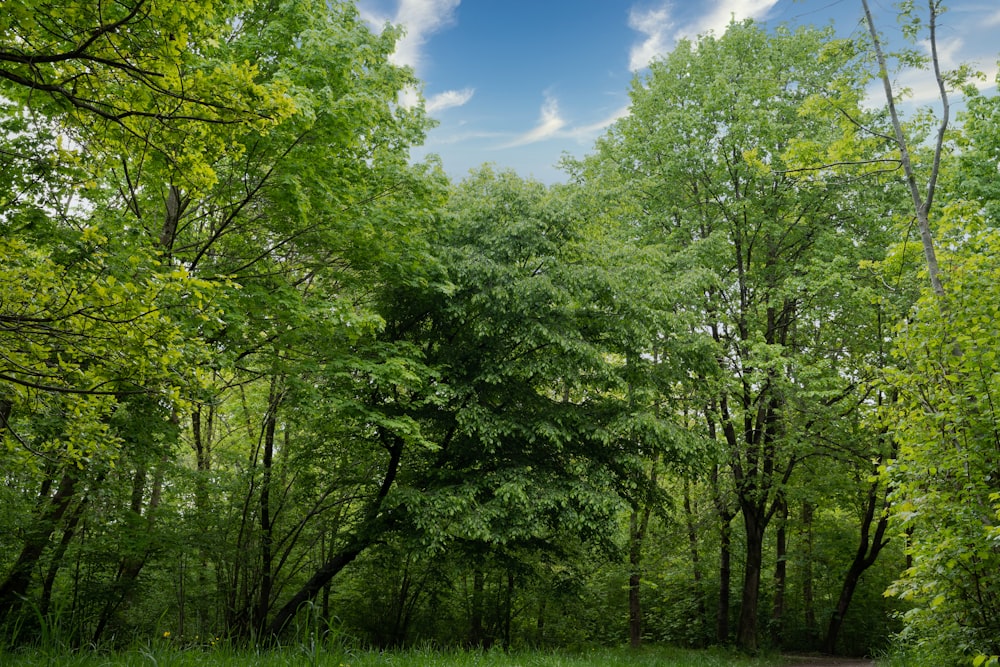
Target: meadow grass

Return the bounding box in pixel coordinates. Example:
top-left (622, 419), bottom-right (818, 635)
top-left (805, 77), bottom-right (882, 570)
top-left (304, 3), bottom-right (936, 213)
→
top-left (0, 643), bottom-right (789, 667)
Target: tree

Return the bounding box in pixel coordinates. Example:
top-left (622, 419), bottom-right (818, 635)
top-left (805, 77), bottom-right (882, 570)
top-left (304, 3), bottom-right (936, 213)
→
top-left (581, 20), bottom-right (893, 651)
top-left (860, 2), bottom-right (1000, 663)
top-left (0, 0), bottom-right (432, 642)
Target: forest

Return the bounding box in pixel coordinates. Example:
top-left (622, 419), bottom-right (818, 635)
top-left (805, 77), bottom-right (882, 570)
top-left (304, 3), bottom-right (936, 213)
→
top-left (1, 1), bottom-right (998, 666)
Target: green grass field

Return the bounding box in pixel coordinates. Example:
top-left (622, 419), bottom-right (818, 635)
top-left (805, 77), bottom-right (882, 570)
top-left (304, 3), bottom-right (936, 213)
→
top-left (0, 645), bottom-right (789, 667)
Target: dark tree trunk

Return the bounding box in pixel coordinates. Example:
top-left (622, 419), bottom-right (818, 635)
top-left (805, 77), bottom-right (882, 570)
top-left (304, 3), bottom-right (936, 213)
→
top-left (264, 437), bottom-right (403, 637)
top-left (502, 569), bottom-right (514, 651)
top-left (0, 473), bottom-right (78, 621)
top-left (802, 501), bottom-right (817, 640)
top-left (628, 510), bottom-right (643, 648)
top-left (718, 514), bottom-right (733, 643)
top-left (627, 463), bottom-right (656, 648)
top-left (683, 480), bottom-right (707, 644)
top-left (40, 494), bottom-right (89, 616)
top-left (255, 386), bottom-right (280, 637)
top-left (823, 479), bottom-right (890, 654)
top-left (92, 462), bottom-right (166, 644)
top-left (771, 496), bottom-right (788, 646)
top-left (468, 568), bottom-right (486, 648)
top-left (709, 460), bottom-right (736, 645)
top-left (737, 506), bottom-right (766, 652)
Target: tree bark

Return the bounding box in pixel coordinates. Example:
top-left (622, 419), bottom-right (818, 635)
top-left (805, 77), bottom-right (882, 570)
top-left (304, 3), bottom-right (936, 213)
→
top-left (628, 463), bottom-right (656, 648)
top-left (823, 478), bottom-right (890, 654)
top-left (802, 501), bottom-right (817, 640)
top-left (264, 436), bottom-right (403, 637)
top-left (710, 463), bottom-right (736, 644)
top-left (92, 460), bottom-right (166, 644)
top-left (771, 496), bottom-right (788, 646)
top-left (255, 382), bottom-right (280, 637)
top-left (683, 480), bottom-right (707, 644)
top-left (737, 506), bottom-right (766, 652)
top-left (468, 568), bottom-right (486, 648)
top-left (0, 473), bottom-right (78, 621)
top-left (860, 0), bottom-right (947, 297)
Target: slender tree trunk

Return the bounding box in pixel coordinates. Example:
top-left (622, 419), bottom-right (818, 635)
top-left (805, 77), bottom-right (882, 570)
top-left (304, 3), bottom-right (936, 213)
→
top-left (710, 460), bottom-right (736, 645)
top-left (628, 462), bottom-right (657, 648)
top-left (40, 494), bottom-right (89, 616)
top-left (628, 509), bottom-right (643, 648)
top-left (0, 473), bottom-right (78, 620)
top-left (502, 569), bottom-right (514, 651)
top-left (469, 568), bottom-right (486, 648)
top-left (771, 496), bottom-right (788, 646)
top-left (92, 461), bottom-right (166, 644)
top-left (256, 383), bottom-right (280, 637)
top-left (265, 437), bottom-right (404, 637)
top-left (860, 0), bottom-right (947, 297)
top-left (535, 593), bottom-right (546, 643)
top-left (802, 501), bottom-right (817, 641)
top-left (190, 403), bottom-right (213, 636)
top-left (718, 514), bottom-right (734, 644)
top-left (823, 479), bottom-right (891, 654)
top-left (683, 480), bottom-right (707, 644)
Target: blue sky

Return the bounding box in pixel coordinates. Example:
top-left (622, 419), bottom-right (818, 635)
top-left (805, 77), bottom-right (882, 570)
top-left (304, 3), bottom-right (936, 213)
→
top-left (356, 0), bottom-right (1000, 183)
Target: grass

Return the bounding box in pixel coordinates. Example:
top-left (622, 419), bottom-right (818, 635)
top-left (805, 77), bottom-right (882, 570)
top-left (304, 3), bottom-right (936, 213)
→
top-left (0, 644), bottom-right (789, 667)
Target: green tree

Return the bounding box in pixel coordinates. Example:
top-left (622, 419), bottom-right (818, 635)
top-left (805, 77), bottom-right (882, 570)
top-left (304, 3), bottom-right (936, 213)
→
top-left (580, 20), bottom-right (894, 651)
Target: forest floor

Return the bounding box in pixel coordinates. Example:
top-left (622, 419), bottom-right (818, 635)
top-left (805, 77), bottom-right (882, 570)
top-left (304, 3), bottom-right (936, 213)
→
top-left (783, 656), bottom-right (875, 667)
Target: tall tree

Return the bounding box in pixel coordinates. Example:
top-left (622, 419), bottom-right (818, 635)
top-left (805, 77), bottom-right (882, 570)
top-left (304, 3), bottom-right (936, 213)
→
top-left (581, 20), bottom-right (890, 651)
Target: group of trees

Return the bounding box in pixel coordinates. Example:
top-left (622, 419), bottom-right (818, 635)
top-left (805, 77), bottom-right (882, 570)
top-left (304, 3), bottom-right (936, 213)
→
top-left (1, 1), bottom-right (997, 664)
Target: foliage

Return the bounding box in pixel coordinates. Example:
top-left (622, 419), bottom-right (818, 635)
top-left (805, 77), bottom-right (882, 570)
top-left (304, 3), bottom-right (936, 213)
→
top-left (884, 222), bottom-right (1000, 665)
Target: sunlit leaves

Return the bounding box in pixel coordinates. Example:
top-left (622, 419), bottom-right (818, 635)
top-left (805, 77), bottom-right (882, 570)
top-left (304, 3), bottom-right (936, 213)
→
top-left (885, 222), bottom-right (1000, 662)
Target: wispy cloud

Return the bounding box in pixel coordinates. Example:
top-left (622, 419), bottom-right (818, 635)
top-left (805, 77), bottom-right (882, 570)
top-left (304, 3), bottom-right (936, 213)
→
top-left (568, 105), bottom-right (631, 140)
top-left (501, 94), bottom-right (567, 148)
top-left (359, 1), bottom-right (470, 110)
top-left (426, 88), bottom-right (475, 113)
top-left (865, 32), bottom-right (998, 108)
top-left (358, 0), bottom-right (461, 71)
top-left (499, 97), bottom-right (630, 150)
top-left (628, 0), bottom-right (780, 71)
top-left (986, 8), bottom-right (1000, 27)
top-left (628, 6), bottom-right (675, 72)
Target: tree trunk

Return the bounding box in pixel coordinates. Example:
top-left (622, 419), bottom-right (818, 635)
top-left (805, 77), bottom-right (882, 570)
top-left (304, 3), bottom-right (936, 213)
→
top-left (718, 514), bottom-right (733, 644)
top-left (709, 460), bottom-right (736, 645)
top-left (264, 437), bottom-right (403, 637)
top-left (628, 509), bottom-right (643, 648)
top-left (823, 478), bottom-right (890, 654)
top-left (256, 384), bottom-right (280, 637)
top-left (502, 569), bottom-right (514, 651)
top-left (802, 501), bottom-right (817, 640)
top-left (771, 496), bottom-right (788, 646)
top-left (0, 473), bottom-right (78, 621)
top-left (860, 0), bottom-right (947, 297)
top-left (468, 568), bottom-right (486, 648)
top-left (40, 493), bottom-right (89, 616)
top-left (737, 507), bottom-right (766, 652)
top-left (92, 461), bottom-right (166, 644)
top-left (628, 463), bottom-right (657, 648)
top-left (683, 480), bottom-right (707, 645)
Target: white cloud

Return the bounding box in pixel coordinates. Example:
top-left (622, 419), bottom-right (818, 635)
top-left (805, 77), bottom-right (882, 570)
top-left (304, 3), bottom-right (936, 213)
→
top-left (690, 0), bottom-right (780, 39)
top-left (568, 105), bottom-right (631, 140)
top-left (426, 88), bottom-right (475, 113)
top-left (628, 0), bottom-right (779, 71)
top-left (628, 6), bottom-right (674, 72)
top-left (986, 9), bottom-right (1000, 27)
top-left (502, 95), bottom-right (567, 148)
top-left (358, 0), bottom-right (461, 72)
top-left (391, 0), bottom-right (461, 71)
